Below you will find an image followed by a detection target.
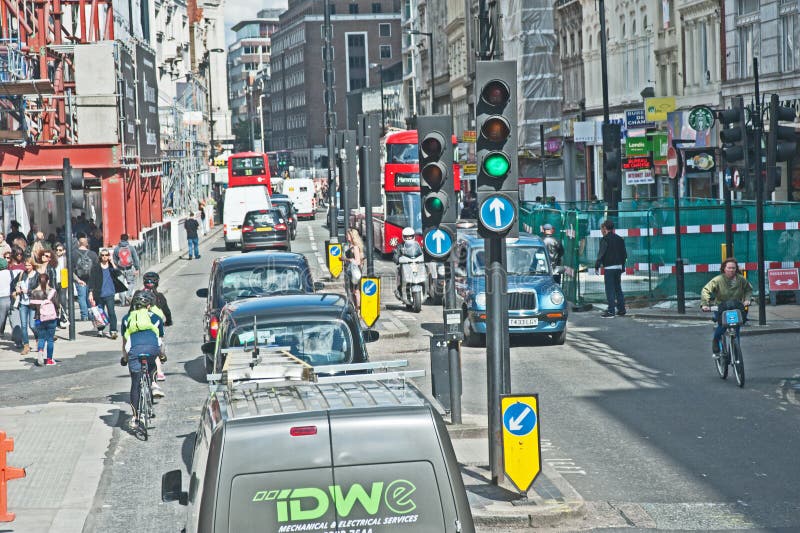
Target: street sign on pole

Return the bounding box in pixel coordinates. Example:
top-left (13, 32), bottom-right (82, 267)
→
top-left (767, 268), bottom-right (800, 292)
top-left (326, 242), bottom-right (343, 279)
top-left (501, 394), bottom-right (542, 493)
top-left (360, 277), bottom-right (380, 327)
top-left (666, 146), bottom-right (680, 179)
top-left (423, 228), bottom-right (453, 259)
top-left (478, 194), bottom-right (516, 233)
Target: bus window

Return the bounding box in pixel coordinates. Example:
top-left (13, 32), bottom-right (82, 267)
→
top-left (231, 156), bottom-right (266, 176)
top-left (387, 143), bottom-right (418, 163)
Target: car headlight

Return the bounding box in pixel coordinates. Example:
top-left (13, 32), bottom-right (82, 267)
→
top-left (550, 290), bottom-right (564, 305)
top-left (475, 293), bottom-right (486, 307)
top-left (437, 264), bottom-right (446, 276)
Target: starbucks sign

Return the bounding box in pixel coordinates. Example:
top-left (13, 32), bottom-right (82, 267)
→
top-left (688, 106), bottom-right (715, 131)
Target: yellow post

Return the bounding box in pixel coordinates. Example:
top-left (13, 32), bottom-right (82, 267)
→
top-left (721, 243), bottom-right (733, 261)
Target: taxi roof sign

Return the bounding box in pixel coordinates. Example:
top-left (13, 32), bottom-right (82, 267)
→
top-left (501, 394), bottom-right (542, 492)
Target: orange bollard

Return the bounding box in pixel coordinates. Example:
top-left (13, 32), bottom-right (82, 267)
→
top-left (0, 432), bottom-right (26, 522)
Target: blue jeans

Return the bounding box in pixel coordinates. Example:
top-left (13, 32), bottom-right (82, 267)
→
top-left (19, 304), bottom-right (32, 345)
top-left (36, 319), bottom-right (57, 360)
top-left (187, 237), bottom-right (199, 258)
top-left (603, 269), bottom-right (625, 315)
top-left (76, 283), bottom-right (89, 320)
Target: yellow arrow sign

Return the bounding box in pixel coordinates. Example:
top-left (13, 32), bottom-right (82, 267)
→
top-left (327, 242), bottom-right (343, 278)
top-left (501, 394), bottom-right (542, 492)
top-left (360, 277), bottom-right (380, 327)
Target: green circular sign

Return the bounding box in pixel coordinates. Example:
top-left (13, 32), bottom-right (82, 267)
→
top-left (689, 106), bottom-right (715, 131)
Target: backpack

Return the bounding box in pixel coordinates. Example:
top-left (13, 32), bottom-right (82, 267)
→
top-left (117, 246), bottom-right (133, 268)
top-left (38, 289), bottom-right (58, 321)
top-left (75, 250), bottom-right (92, 278)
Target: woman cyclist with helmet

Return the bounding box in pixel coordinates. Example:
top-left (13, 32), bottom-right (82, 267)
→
top-left (119, 291), bottom-right (165, 429)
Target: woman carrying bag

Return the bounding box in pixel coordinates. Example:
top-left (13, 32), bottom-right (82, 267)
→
top-left (30, 272), bottom-right (59, 366)
top-left (89, 248), bottom-right (127, 339)
top-left (13, 258), bottom-right (39, 355)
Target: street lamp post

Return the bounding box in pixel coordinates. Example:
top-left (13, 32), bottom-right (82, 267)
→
top-left (406, 30), bottom-right (434, 114)
top-left (258, 94), bottom-right (266, 152)
top-left (369, 63), bottom-right (386, 134)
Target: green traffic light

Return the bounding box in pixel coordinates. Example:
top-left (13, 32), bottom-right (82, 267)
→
top-left (425, 195), bottom-right (445, 215)
top-left (483, 153), bottom-right (510, 177)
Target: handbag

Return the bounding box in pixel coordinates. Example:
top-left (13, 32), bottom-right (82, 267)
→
top-left (112, 269), bottom-right (129, 294)
top-left (89, 305), bottom-right (109, 328)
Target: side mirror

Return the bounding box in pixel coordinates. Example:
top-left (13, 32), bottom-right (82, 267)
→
top-left (363, 329), bottom-right (380, 343)
top-left (313, 281), bottom-right (325, 291)
top-left (162, 470), bottom-right (188, 505)
top-left (201, 341), bottom-right (216, 355)
top-left (196, 288), bottom-right (209, 298)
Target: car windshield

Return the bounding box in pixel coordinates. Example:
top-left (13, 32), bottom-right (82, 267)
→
top-left (243, 210), bottom-right (279, 227)
top-left (230, 320), bottom-right (353, 366)
top-left (272, 203), bottom-right (289, 218)
top-left (471, 246), bottom-right (550, 276)
top-left (221, 267), bottom-right (303, 300)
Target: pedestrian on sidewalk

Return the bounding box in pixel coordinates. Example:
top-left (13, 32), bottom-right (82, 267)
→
top-left (0, 259), bottom-right (13, 340)
top-left (345, 229), bottom-right (364, 312)
top-left (30, 272), bottom-right (59, 366)
top-left (53, 243), bottom-right (69, 327)
top-left (72, 234), bottom-right (99, 321)
top-left (113, 234), bottom-right (140, 306)
top-left (595, 219), bottom-right (627, 318)
top-left (8, 247), bottom-right (25, 272)
top-left (0, 232), bottom-right (11, 257)
top-left (541, 223), bottom-right (564, 267)
top-left (6, 220), bottom-right (24, 246)
top-left (90, 249), bottom-right (122, 339)
top-left (185, 213), bottom-right (200, 260)
top-left (12, 258), bottom-right (39, 355)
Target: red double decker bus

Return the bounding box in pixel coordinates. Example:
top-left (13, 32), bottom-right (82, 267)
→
top-left (227, 152), bottom-right (272, 192)
top-left (370, 130), bottom-right (460, 254)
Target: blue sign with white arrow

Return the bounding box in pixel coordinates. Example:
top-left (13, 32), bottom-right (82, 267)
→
top-left (479, 195), bottom-right (515, 233)
top-left (330, 246), bottom-right (341, 257)
top-left (362, 279), bottom-right (377, 296)
top-left (423, 228), bottom-right (453, 258)
top-left (503, 401), bottom-right (537, 437)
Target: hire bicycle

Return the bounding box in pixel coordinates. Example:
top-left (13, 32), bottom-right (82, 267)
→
top-left (706, 305), bottom-right (746, 387)
top-left (136, 355), bottom-right (155, 440)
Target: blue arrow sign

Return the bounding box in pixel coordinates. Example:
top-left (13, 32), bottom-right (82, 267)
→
top-left (330, 245), bottom-right (341, 256)
top-left (423, 228), bottom-right (453, 258)
top-left (362, 279), bottom-right (377, 296)
top-left (503, 401), bottom-right (537, 437)
top-left (479, 195), bottom-right (515, 232)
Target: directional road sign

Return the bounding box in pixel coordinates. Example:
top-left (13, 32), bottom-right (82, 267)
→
top-left (327, 242), bottom-right (343, 279)
top-left (479, 194), bottom-right (515, 233)
top-left (423, 228), bottom-right (453, 259)
top-left (767, 268), bottom-right (799, 292)
top-left (360, 276), bottom-right (381, 327)
top-left (501, 394), bottom-right (541, 492)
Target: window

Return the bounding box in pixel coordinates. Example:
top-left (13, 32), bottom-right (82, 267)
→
top-left (379, 23), bottom-right (391, 37)
top-left (347, 33), bottom-right (368, 90)
top-left (739, 24), bottom-right (754, 78)
top-left (380, 44), bottom-right (392, 59)
top-left (349, 3), bottom-right (358, 14)
top-left (372, 2), bottom-right (382, 13)
top-left (328, 4), bottom-right (335, 15)
top-left (782, 14), bottom-right (796, 71)
top-left (738, 0), bottom-right (759, 14)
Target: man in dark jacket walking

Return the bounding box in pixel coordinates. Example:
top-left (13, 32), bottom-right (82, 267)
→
top-left (595, 219), bottom-right (627, 318)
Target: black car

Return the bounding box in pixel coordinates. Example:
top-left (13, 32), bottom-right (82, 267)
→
top-left (270, 194), bottom-right (298, 240)
top-left (197, 252), bottom-right (323, 344)
top-left (201, 293), bottom-right (378, 375)
top-left (240, 208), bottom-right (290, 252)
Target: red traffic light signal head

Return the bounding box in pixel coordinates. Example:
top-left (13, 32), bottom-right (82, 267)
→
top-left (480, 80), bottom-right (510, 108)
top-left (421, 161), bottom-right (447, 189)
top-left (480, 116), bottom-right (511, 143)
top-left (420, 132), bottom-right (445, 159)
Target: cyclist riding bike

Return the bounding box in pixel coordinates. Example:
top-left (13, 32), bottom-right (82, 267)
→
top-left (700, 257), bottom-right (753, 357)
top-left (120, 291), bottom-right (166, 429)
top-left (132, 272), bottom-right (172, 381)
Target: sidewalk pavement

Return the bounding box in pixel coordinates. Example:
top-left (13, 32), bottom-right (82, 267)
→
top-left (625, 299), bottom-right (800, 336)
top-left (0, 229), bottom-right (221, 532)
top-left (320, 276), bottom-right (412, 339)
top-left (446, 414), bottom-right (585, 528)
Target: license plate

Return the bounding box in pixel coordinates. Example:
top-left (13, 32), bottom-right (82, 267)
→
top-left (256, 227), bottom-right (273, 232)
top-left (509, 318), bottom-right (538, 327)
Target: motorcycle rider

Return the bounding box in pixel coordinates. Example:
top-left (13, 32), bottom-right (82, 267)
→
top-left (393, 227), bottom-right (422, 296)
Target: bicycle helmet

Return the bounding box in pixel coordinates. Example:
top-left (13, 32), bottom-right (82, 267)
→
top-left (143, 271), bottom-right (160, 287)
top-left (131, 290), bottom-right (156, 309)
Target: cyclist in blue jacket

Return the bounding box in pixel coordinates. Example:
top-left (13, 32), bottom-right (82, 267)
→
top-left (119, 291), bottom-right (165, 429)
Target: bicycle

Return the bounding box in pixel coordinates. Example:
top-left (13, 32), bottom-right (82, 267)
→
top-left (705, 305), bottom-right (746, 387)
top-left (137, 355), bottom-right (155, 440)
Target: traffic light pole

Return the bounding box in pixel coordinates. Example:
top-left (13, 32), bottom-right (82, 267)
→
top-left (323, 0), bottom-right (338, 242)
top-left (362, 135), bottom-right (375, 277)
top-left (671, 139), bottom-right (694, 315)
top-left (62, 158), bottom-right (76, 341)
top-left (540, 124), bottom-right (547, 199)
top-left (753, 59), bottom-right (766, 326)
top-left (486, 236), bottom-right (507, 484)
top-left (445, 258), bottom-right (462, 424)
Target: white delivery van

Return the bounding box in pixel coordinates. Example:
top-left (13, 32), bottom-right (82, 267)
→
top-left (281, 178), bottom-right (316, 219)
top-left (222, 186), bottom-right (271, 250)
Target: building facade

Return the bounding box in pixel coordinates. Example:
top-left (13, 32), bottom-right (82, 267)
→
top-left (267, 0), bottom-right (401, 167)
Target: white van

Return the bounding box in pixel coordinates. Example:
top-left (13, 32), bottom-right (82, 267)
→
top-left (222, 186), bottom-right (271, 250)
top-left (280, 178), bottom-right (316, 219)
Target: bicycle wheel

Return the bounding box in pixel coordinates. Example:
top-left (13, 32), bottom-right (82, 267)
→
top-left (714, 338), bottom-right (728, 380)
top-left (732, 336), bottom-right (745, 388)
top-left (138, 372), bottom-right (150, 440)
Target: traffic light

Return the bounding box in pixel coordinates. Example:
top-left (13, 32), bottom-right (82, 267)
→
top-left (601, 123), bottom-right (622, 187)
top-left (417, 115), bottom-right (455, 261)
top-left (69, 168), bottom-right (84, 210)
top-left (475, 60), bottom-right (518, 238)
top-left (766, 93), bottom-right (797, 193)
top-left (719, 97), bottom-right (750, 168)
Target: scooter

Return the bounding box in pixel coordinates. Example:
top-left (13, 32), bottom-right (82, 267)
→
top-left (394, 242), bottom-right (429, 313)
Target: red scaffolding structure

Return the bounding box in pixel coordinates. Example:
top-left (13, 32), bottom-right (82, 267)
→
top-left (0, 0), bottom-right (162, 243)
